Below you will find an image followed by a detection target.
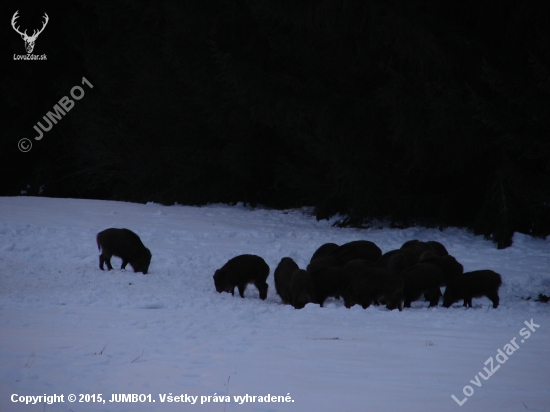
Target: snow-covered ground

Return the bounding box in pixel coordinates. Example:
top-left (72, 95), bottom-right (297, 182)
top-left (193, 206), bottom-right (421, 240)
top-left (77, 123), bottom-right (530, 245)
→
top-left (0, 196), bottom-right (549, 412)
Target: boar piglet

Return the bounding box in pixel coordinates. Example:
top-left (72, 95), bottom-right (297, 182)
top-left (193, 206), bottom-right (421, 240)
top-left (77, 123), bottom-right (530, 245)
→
top-left (97, 228), bottom-right (152, 274)
top-left (213, 254), bottom-right (269, 300)
top-left (443, 270), bottom-right (502, 308)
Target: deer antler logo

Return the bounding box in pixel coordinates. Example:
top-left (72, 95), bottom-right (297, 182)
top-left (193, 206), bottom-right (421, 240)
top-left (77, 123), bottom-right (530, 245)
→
top-left (11, 11), bottom-right (49, 54)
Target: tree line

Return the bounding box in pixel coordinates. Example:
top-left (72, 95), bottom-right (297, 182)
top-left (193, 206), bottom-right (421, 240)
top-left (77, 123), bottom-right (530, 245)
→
top-left (4, 0), bottom-right (549, 248)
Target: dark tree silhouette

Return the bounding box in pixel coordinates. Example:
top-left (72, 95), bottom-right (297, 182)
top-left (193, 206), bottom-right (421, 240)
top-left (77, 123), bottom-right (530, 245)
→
top-left (3, 0), bottom-right (549, 247)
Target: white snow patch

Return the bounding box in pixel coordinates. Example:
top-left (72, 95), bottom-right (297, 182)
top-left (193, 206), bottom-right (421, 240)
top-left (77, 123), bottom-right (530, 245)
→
top-left (0, 196), bottom-right (549, 411)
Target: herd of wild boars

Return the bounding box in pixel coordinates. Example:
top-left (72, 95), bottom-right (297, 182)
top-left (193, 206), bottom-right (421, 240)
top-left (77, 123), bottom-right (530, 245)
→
top-left (214, 239), bottom-right (502, 311)
top-left (93, 229), bottom-right (502, 310)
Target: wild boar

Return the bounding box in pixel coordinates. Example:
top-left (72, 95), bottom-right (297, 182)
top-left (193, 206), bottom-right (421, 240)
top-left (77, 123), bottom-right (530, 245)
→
top-left (386, 251), bottom-right (418, 276)
top-left (344, 259), bottom-right (375, 271)
top-left (274, 257), bottom-right (300, 304)
top-left (419, 254), bottom-right (463, 285)
top-left (377, 248), bottom-right (418, 270)
top-left (401, 239), bottom-right (449, 258)
top-left (400, 240), bottom-right (435, 259)
top-left (290, 269), bottom-right (316, 309)
top-left (341, 261), bottom-right (380, 305)
top-left (96, 228), bottom-right (152, 275)
top-left (310, 266), bottom-right (349, 307)
top-left (213, 254), bottom-right (270, 300)
top-left (344, 267), bottom-right (403, 311)
top-left (426, 240), bottom-right (449, 256)
top-left (310, 243), bottom-right (339, 263)
top-left (307, 256), bottom-right (343, 273)
top-left (400, 263), bottom-right (445, 307)
top-left (418, 250), bottom-right (437, 261)
top-left (329, 240), bottom-right (382, 263)
top-left (443, 270), bottom-right (502, 308)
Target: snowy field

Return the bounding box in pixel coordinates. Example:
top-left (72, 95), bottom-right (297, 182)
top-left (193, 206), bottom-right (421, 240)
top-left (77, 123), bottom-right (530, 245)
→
top-left (0, 196), bottom-right (549, 412)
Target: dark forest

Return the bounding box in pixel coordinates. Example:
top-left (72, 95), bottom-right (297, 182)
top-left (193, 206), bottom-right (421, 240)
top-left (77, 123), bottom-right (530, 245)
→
top-left (2, 0), bottom-right (549, 248)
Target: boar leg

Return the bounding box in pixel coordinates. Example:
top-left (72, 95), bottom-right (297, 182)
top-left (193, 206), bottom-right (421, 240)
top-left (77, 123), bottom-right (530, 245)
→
top-left (256, 282), bottom-right (268, 300)
top-left (487, 292), bottom-right (499, 308)
top-left (100, 253), bottom-right (114, 271)
top-left (427, 288), bottom-right (441, 307)
top-left (237, 284), bottom-right (247, 298)
top-left (395, 298), bottom-right (403, 311)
